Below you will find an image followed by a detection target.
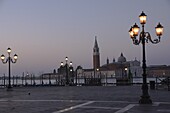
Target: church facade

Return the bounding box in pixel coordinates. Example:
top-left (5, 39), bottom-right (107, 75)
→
top-left (77, 37), bottom-right (143, 79)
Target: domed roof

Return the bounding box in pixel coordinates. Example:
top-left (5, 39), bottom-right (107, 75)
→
top-left (118, 53), bottom-right (126, 63)
top-left (77, 65), bottom-right (83, 69)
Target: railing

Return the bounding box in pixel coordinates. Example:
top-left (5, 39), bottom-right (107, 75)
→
top-left (0, 76), bottom-right (169, 90)
top-left (156, 77), bottom-right (170, 91)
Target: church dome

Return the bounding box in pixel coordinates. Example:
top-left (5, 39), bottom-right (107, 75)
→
top-left (77, 65), bottom-right (83, 69)
top-left (118, 53), bottom-right (126, 63)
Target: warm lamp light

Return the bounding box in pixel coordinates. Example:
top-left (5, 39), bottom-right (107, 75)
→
top-left (155, 22), bottom-right (163, 37)
top-left (125, 67), bottom-right (128, 71)
top-left (139, 11), bottom-right (147, 24)
top-left (61, 62), bottom-right (64, 66)
top-left (1, 54), bottom-right (5, 60)
top-left (132, 23), bottom-right (140, 36)
top-left (70, 61), bottom-right (72, 66)
top-left (7, 48), bottom-right (11, 54)
top-left (129, 26), bottom-right (134, 38)
top-left (65, 57), bottom-right (68, 61)
top-left (14, 54), bottom-right (18, 60)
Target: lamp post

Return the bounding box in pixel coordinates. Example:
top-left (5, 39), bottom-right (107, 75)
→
top-left (96, 68), bottom-right (99, 78)
top-left (125, 67), bottom-right (128, 77)
top-left (61, 57), bottom-right (73, 85)
top-left (1, 48), bottom-right (18, 90)
top-left (129, 11), bottom-right (163, 104)
top-left (69, 62), bottom-right (74, 85)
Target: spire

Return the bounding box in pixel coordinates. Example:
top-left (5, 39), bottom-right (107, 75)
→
top-left (93, 36), bottom-right (99, 55)
top-left (94, 36), bottom-right (99, 49)
top-left (121, 52), bottom-right (123, 56)
top-left (118, 52), bottom-right (126, 63)
top-left (93, 36), bottom-right (100, 69)
top-left (113, 57), bottom-right (115, 62)
top-left (107, 57), bottom-right (109, 65)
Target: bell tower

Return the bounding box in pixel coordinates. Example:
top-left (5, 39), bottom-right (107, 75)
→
top-left (93, 36), bottom-right (100, 70)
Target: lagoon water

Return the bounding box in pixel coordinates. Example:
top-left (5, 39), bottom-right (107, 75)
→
top-left (0, 77), bottom-right (164, 87)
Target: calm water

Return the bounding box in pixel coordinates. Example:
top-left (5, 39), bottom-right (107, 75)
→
top-left (0, 77), bottom-right (164, 87)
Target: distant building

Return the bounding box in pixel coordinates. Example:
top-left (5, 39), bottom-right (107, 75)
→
top-left (93, 36), bottom-right (100, 70)
top-left (41, 69), bottom-right (58, 79)
top-left (42, 37), bottom-right (170, 84)
top-left (147, 65), bottom-right (170, 77)
top-left (76, 37), bottom-right (142, 79)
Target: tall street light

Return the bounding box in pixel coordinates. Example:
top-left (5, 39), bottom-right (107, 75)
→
top-left (129, 11), bottom-right (163, 104)
top-left (1, 48), bottom-right (18, 90)
top-left (61, 57), bottom-right (73, 85)
top-left (69, 62), bottom-right (74, 85)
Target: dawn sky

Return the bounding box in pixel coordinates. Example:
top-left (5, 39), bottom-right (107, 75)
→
top-left (0, 0), bottom-right (170, 76)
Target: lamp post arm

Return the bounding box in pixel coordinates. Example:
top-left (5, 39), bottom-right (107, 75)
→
top-left (145, 32), bottom-right (160, 44)
top-left (132, 32), bottom-right (143, 45)
top-left (11, 59), bottom-right (17, 63)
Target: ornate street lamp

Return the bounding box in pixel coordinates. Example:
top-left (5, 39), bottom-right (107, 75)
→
top-left (129, 11), bottom-right (163, 104)
top-left (124, 67), bottom-right (128, 77)
top-left (60, 57), bottom-right (73, 85)
top-left (1, 48), bottom-right (18, 90)
top-left (69, 62), bottom-right (74, 84)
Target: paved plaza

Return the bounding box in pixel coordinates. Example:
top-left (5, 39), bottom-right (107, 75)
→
top-left (0, 85), bottom-right (170, 113)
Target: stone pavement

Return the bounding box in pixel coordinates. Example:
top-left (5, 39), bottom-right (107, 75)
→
top-left (0, 85), bottom-right (169, 113)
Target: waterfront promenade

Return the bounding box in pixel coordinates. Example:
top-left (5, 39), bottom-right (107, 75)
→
top-left (0, 85), bottom-right (169, 113)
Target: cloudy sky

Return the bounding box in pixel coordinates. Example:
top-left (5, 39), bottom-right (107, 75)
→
top-left (0, 0), bottom-right (169, 76)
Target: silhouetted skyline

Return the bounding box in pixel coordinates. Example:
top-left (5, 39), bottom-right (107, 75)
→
top-left (0, 0), bottom-right (170, 75)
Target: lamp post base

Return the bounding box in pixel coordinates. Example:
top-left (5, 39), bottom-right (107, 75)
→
top-left (6, 86), bottom-right (13, 91)
top-left (139, 96), bottom-right (152, 104)
top-left (139, 83), bottom-right (152, 104)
